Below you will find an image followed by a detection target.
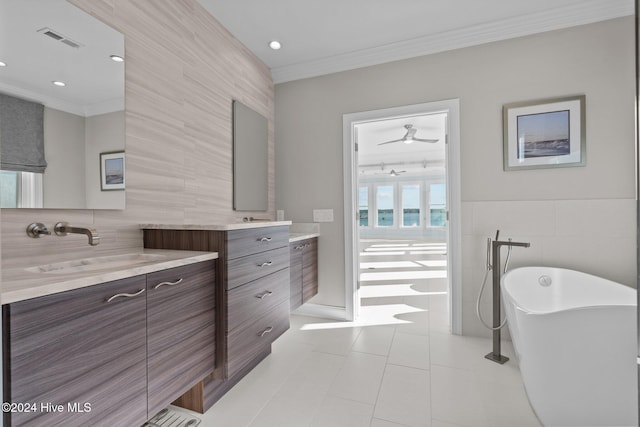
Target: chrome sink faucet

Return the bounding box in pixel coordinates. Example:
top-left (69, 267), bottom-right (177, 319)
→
top-left (54, 222), bottom-right (101, 246)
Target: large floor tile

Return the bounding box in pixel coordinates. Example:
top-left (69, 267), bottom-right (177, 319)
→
top-left (248, 385), bottom-right (327, 427)
top-left (388, 331), bottom-right (430, 370)
top-left (248, 351), bottom-right (345, 427)
top-left (328, 351), bottom-right (387, 405)
top-left (371, 418), bottom-right (411, 427)
top-left (351, 325), bottom-right (395, 356)
top-left (430, 365), bottom-right (489, 427)
top-left (479, 377), bottom-right (542, 427)
top-left (374, 364), bottom-right (431, 427)
top-left (393, 310), bottom-right (430, 336)
top-left (309, 395), bottom-right (374, 427)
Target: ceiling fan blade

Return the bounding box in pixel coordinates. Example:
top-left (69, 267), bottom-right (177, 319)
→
top-left (377, 138), bottom-right (403, 145)
top-left (413, 138), bottom-right (440, 143)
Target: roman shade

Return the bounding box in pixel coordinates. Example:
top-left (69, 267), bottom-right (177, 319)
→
top-left (0, 93), bottom-right (47, 173)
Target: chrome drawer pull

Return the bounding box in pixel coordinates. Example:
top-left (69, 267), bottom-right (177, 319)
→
top-left (256, 290), bottom-right (273, 299)
top-left (154, 278), bottom-right (184, 290)
top-left (259, 326), bottom-right (274, 337)
top-left (258, 237), bottom-right (272, 242)
top-left (295, 245), bottom-right (304, 250)
top-left (258, 261), bottom-right (273, 267)
top-left (106, 288), bottom-right (145, 302)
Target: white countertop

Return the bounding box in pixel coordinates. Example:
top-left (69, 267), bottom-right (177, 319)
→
top-left (2, 249), bottom-right (218, 305)
top-left (141, 221), bottom-right (292, 231)
top-left (289, 232), bottom-right (320, 242)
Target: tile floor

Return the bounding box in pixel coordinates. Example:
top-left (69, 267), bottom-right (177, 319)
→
top-left (179, 239), bottom-right (542, 427)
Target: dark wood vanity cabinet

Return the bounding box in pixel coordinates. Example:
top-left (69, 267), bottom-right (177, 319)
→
top-left (146, 260), bottom-right (216, 417)
top-left (2, 260), bottom-right (216, 427)
top-left (3, 275), bottom-right (148, 427)
top-left (143, 225), bottom-right (291, 412)
top-left (289, 237), bottom-right (318, 310)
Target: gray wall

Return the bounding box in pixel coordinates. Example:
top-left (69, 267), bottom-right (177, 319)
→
top-left (41, 109), bottom-right (125, 209)
top-left (43, 108), bottom-right (86, 208)
top-left (85, 111), bottom-right (125, 209)
top-left (275, 17), bottom-right (636, 335)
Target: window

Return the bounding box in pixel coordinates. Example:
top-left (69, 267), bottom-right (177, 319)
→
top-left (0, 171), bottom-right (43, 208)
top-left (429, 183), bottom-right (446, 227)
top-left (0, 171), bottom-right (18, 208)
top-left (358, 179), bottom-right (447, 231)
top-left (359, 186), bottom-right (369, 227)
top-left (401, 184), bottom-right (420, 227)
top-left (376, 185), bottom-right (394, 227)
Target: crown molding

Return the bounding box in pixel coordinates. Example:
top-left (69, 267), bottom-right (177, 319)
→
top-left (271, 0), bottom-right (634, 84)
top-left (0, 82), bottom-right (123, 117)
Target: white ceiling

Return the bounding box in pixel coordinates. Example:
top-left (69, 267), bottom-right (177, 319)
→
top-left (197, 0), bottom-right (633, 83)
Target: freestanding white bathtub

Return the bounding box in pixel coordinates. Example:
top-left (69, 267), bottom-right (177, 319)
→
top-left (501, 266), bottom-right (637, 427)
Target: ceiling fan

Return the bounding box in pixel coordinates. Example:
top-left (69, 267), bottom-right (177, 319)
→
top-left (378, 124), bottom-right (439, 145)
top-left (374, 166), bottom-right (406, 176)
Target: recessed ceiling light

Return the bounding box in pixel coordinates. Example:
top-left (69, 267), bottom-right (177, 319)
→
top-left (52, 81), bottom-right (66, 87)
top-left (0, 61), bottom-right (6, 67)
top-left (110, 54), bottom-right (124, 62)
top-left (268, 40), bottom-right (281, 50)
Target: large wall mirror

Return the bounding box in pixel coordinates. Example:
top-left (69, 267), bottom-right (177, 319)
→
top-left (0, 0), bottom-right (125, 209)
top-left (233, 100), bottom-right (268, 211)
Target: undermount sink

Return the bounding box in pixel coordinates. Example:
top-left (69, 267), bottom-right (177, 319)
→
top-left (25, 253), bottom-right (168, 275)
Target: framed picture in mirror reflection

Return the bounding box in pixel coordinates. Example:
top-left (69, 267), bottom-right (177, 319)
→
top-left (503, 95), bottom-right (585, 171)
top-left (100, 151), bottom-right (125, 191)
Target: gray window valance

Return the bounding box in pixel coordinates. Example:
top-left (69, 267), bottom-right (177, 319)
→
top-left (0, 93), bottom-right (47, 173)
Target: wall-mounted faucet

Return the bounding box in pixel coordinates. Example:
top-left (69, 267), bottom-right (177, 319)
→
top-left (26, 223), bottom-right (52, 238)
top-left (54, 222), bottom-right (100, 246)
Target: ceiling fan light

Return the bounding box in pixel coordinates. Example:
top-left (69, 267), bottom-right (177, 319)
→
top-left (404, 138), bottom-right (414, 144)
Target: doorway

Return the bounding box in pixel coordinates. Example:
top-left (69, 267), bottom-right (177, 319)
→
top-left (342, 100), bottom-right (461, 334)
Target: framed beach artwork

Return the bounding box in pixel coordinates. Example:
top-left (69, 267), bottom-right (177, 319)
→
top-left (100, 151), bottom-right (125, 191)
top-left (503, 95), bottom-right (585, 171)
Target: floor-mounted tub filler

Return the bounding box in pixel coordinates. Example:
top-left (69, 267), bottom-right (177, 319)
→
top-left (502, 266), bottom-right (637, 427)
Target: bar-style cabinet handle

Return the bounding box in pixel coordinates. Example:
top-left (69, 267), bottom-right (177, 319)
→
top-left (106, 288), bottom-right (145, 302)
top-left (258, 261), bottom-right (273, 267)
top-left (258, 237), bottom-right (272, 242)
top-left (256, 290), bottom-right (273, 299)
top-left (259, 326), bottom-right (274, 337)
top-left (154, 278), bottom-right (184, 290)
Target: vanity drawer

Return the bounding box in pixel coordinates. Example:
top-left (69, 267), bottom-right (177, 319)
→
top-left (226, 226), bottom-right (289, 260)
top-left (226, 300), bottom-right (290, 378)
top-left (227, 268), bottom-right (289, 332)
top-left (226, 245), bottom-right (290, 290)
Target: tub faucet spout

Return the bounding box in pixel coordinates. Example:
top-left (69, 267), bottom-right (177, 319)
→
top-left (493, 240), bottom-right (530, 249)
top-left (54, 222), bottom-right (100, 246)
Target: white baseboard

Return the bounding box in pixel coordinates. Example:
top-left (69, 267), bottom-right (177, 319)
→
top-left (292, 303), bottom-right (347, 321)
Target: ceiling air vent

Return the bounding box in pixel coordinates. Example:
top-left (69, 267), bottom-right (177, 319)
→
top-left (37, 27), bottom-right (83, 49)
